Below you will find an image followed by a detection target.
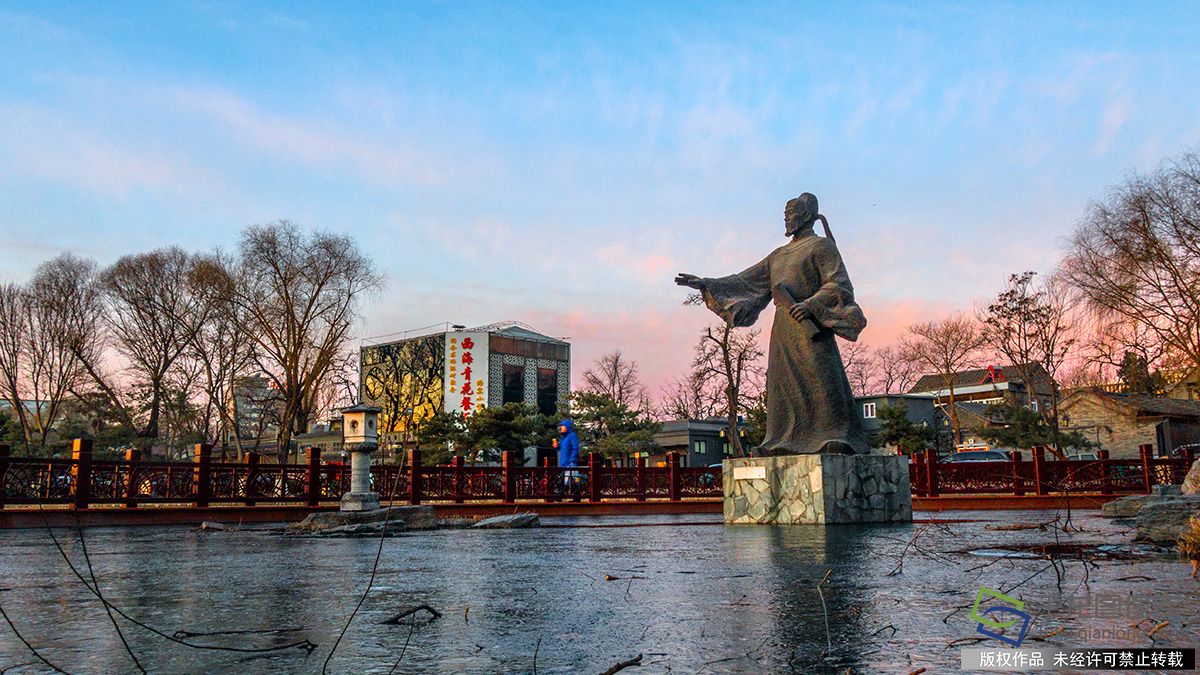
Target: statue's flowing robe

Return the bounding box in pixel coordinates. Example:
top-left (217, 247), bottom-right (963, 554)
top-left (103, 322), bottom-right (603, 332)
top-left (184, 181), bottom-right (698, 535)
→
top-left (701, 232), bottom-right (869, 454)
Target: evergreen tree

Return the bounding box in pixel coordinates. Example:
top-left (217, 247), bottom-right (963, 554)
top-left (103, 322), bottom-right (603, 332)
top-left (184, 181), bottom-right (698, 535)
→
top-left (979, 402), bottom-right (1093, 450)
top-left (569, 391), bottom-right (660, 461)
top-left (872, 404), bottom-right (935, 455)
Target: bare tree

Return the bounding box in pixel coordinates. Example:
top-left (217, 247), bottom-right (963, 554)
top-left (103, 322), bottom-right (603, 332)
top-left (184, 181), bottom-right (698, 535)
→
top-left (1061, 150), bottom-right (1200, 378)
top-left (903, 315), bottom-right (987, 444)
top-left (187, 255), bottom-right (258, 459)
top-left (657, 372), bottom-right (716, 421)
top-left (875, 344), bottom-right (921, 394)
top-left (49, 255), bottom-right (137, 438)
top-left (839, 340), bottom-right (876, 397)
top-left (1035, 274), bottom-right (1078, 447)
top-left (691, 323), bottom-right (765, 457)
top-left (0, 256), bottom-right (100, 453)
top-left (1076, 311), bottom-right (1171, 388)
top-left (1057, 363), bottom-right (1108, 393)
top-left (0, 283), bottom-right (31, 450)
top-left (582, 350), bottom-right (650, 410)
top-left (229, 221), bottom-right (383, 463)
top-left (980, 272), bottom-right (1044, 406)
top-left (980, 271), bottom-right (1078, 450)
top-left (99, 247), bottom-right (213, 452)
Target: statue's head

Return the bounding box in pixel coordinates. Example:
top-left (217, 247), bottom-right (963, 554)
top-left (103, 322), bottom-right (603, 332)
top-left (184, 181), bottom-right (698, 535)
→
top-left (785, 193), bottom-right (819, 236)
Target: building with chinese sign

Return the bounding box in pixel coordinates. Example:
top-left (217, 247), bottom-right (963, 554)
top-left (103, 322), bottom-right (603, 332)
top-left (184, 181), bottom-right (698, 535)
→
top-left (359, 322), bottom-right (571, 452)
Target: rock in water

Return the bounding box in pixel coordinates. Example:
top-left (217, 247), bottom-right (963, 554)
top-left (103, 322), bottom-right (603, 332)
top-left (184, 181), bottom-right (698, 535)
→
top-left (199, 521), bottom-right (225, 531)
top-left (288, 505), bottom-right (438, 533)
top-left (1102, 494), bottom-right (1157, 518)
top-left (1135, 496), bottom-right (1200, 544)
top-left (311, 521), bottom-right (407, 537)
top-left (471, 513), bottom-right (540, 529)
top-left (1182, 459), bottom-right (1200, 495)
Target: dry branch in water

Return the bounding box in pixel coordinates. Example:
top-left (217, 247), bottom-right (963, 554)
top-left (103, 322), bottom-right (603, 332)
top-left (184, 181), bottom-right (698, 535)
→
top-left (599, 654), bottom-right (643, 675)
top-left (381, 605), bottom-right (442, 625)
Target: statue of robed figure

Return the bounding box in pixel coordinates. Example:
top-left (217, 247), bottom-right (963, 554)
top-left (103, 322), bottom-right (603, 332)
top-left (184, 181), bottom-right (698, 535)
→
top-left (676, 193), bottom-right (869, 455)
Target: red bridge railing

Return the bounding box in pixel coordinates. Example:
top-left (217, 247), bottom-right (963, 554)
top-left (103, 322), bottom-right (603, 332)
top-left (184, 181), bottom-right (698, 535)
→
top-left (3, 440), bottom-right (1191, 509)
top-left (909, 444), bottom-right (1195, 497)
top-left (0, 441), bottom-right (722, 510)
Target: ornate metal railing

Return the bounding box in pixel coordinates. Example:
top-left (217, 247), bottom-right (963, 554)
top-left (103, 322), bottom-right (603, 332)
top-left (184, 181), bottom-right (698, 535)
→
top-left (909, 445), bottom-right (1194, 498)
top-left (5, 440), bottom-right (1189, 509)
top-left (0, 441), bottom-right (721, 509)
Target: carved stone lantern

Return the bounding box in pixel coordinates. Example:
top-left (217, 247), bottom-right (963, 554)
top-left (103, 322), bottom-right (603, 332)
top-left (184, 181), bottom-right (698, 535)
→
top-left (340, 403), bottom-right (382, 512)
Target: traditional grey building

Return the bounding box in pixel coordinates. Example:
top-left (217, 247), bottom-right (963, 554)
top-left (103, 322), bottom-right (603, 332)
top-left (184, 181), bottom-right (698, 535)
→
top-left (1058, 391), bottom-right (1200, 459)
top-left (908, 363), bottom-right (1057, 412)
top-left (652, 417), bottom-right (751, 466)
top-left (854, 393), bottom-right (939, 438)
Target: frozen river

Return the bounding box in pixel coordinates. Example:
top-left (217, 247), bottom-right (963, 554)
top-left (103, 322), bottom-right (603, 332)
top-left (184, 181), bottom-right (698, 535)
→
top-left (0, 511), bottom-right (1196, 673)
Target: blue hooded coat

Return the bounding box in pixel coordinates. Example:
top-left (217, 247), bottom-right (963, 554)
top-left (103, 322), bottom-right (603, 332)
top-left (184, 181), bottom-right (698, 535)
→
top-left (557, 419), bottom-right (580, 467)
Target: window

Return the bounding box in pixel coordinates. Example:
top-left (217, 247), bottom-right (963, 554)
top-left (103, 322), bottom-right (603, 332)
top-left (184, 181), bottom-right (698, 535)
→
top-left (863, 402), bottom-right (877, 419)
top-left (536, 368), bottom-right (558, 416)
top-left (1030, 399), bottom-right (1039, 412)
top-left (502, 364), bottom-right (524, 404)
top-left (693, 440), bottom-right (707, 459)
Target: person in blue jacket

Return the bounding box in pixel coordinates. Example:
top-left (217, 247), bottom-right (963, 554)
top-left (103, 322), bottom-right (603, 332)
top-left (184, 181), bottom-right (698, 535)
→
top-left (557, 419), bottom-right (580, 467)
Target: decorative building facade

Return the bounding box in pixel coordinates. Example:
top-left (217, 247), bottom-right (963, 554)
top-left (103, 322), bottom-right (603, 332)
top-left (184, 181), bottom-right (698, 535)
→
top-left (359, 322), bottom-right (570, 450)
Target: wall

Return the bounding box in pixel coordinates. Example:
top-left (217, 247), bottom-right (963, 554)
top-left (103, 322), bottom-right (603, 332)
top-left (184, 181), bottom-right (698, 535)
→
top-left (486, 353), bottom-right (570, 413)
top-left (1062, 397), bottom-right (1157, 459)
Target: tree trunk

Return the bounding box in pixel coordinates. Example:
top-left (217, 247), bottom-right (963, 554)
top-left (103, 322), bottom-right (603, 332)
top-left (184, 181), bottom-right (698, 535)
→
top-left (140, 383), bottom-right (163, 454)
top-left (946, 382), bottom-right (960, 447)
top-left (726, 409), bottom-right (743, 457)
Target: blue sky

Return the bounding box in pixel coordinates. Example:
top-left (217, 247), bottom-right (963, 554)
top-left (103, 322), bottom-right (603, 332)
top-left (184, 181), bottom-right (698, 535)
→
top-left (2, 2), bottom-right (1198, 389)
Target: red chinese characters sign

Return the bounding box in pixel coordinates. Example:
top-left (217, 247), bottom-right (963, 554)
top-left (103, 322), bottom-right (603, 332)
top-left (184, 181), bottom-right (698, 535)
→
top-left (444, 332), bottom-right (489, 417)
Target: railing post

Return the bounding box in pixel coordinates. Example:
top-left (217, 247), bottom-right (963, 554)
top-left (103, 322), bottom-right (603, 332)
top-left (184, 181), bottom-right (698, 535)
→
top-left (193, 443), bottom-right (213, 508)
top-left (542, 457), bottom-right (555, 503)
top-left (924, 448), bottom-right (939, 498)
top-left (451, 455), bottom-right (464, 504)
top-left (1032, 447), bottom-right (1047, 496)
top-left (668, 452), bottom-right (681, 501)
top-left (1139, 444), bottom-right (1154, 493)
top-left (1097, 449), bottom-right (1112, 495)
top-left (588, 452), bottom-right (601, 503)
top-left (243, 451), bottom-right (259, 506)
top-left (124, 449), bottom-right (140, 508)
top-left (408, 449), bottom-right (421, 505)
top-left (71, 438), bottom-right (93, 510)
top-left (306, 447), bottom-right (321, 507)
top-left (501, 450), bottom-right (515, 503)
top-left (908, 454), bottom-right (921, 497)
top-left (635, 457), bottom-right (647, 502)
top-left (0, 444), bottom-right (9, 509)
top-left (1010, 451), bottom-right (1024, 496)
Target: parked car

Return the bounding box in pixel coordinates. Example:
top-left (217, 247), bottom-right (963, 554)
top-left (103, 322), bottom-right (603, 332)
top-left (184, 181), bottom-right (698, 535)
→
top-left (1066, 451), bottom-right (1099, 461)
top-left (940, 450), bottom-right (1011, 463)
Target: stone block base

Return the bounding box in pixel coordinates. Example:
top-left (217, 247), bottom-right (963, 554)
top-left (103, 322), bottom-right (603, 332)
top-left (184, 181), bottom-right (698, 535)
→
top-left (340, 492), bottom-right (381, 512)
top-left (723, 454), bottom-right (912, 524)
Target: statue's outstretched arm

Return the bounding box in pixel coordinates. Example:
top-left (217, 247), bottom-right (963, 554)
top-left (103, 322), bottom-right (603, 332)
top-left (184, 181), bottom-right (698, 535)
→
top-left (674, 273), bottom-right (704, 290)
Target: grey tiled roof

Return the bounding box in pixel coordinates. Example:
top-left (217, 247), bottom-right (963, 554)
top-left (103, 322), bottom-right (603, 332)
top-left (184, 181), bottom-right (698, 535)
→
top-left (1091, 391), bottom-right (1200, 419)
top-left (909, 363), bottom-right (1051, 394)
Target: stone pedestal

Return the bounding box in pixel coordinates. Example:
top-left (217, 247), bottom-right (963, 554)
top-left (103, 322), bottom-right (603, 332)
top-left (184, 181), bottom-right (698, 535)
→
top-left (339, 492), bottom-right (381, 512)
top-left (723, 454), bottom-right (912, 524)
top-left (340, 442), bottom-right (379, 512)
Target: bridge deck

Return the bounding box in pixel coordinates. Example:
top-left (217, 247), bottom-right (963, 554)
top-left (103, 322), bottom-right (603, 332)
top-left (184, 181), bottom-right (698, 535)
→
top-left (0, 493), bottom-right (1125, 528)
